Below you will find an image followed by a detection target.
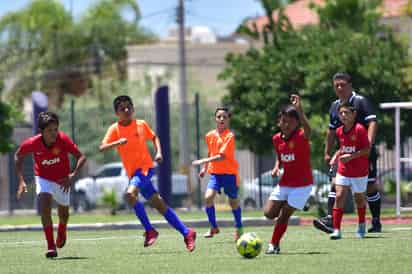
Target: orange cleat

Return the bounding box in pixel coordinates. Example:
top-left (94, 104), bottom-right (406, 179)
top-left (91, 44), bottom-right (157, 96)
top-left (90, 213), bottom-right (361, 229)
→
top-left (184, 228), bottom-right (196, 252)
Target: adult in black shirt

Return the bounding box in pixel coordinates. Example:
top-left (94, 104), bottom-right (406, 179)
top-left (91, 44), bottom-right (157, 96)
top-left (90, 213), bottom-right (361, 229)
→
top-left (313, 72), bottom-right (382, 234)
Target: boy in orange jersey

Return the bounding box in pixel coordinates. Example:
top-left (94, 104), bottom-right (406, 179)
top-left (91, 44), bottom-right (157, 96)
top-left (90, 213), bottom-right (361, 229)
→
top-left (99, 95), bottom-right (196, 252)
top-left (192, 107), bottom-right (243, 241)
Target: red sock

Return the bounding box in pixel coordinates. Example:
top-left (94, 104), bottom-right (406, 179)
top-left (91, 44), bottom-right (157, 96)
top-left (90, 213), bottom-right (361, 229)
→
top-left (271, 223), bottom-right (288, 245)
top-left (332, 208), bottom-right (343, 230)
top-left (58, 223), bottom-right (67, 237)
top-left (357, 207), bottom-right (366, 224)
top-left (43, 225), bottom-right (55, 250)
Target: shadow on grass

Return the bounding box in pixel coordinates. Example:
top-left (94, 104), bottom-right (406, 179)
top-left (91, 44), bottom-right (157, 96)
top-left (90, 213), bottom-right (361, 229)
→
top-left (279, 251), bottom-right (329, 256)
top-left (55, 256), bottom-right (89, 260)
top-left (134, 250), bottom-right (186, 255)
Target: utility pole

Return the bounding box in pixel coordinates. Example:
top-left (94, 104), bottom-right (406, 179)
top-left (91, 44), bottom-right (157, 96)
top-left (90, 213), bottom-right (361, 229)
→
top-left (177, 0), bottom-right (191, 198)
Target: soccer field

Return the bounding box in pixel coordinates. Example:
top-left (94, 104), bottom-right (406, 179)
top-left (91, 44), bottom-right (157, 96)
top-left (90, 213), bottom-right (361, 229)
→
top-left (0, 225), bottom-right (411, 274)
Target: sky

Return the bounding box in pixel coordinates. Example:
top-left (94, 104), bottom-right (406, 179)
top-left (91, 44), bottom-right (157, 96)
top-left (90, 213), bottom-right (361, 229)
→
top-left (0, 0), bottom-right (265, 37)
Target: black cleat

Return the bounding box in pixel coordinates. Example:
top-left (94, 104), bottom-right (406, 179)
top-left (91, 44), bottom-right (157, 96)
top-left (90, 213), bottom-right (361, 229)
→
top-left (45, 249), bottom-right (58, 258)
top-left (313, 216), bottom-right (334, 234)
top-left (368, 219), bottom-right (382, 233)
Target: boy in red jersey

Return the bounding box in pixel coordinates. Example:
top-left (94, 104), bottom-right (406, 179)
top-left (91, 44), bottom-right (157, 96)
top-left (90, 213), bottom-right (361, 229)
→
top-left (329, 103), bottom-right (370, 240)
top-left (15, 112), bottom-right (87, 258)
top-left (99, 95), bottom-right (196, 252)
top-left (264, 95), bottom-right (312, 255)
top-left (192, 107), bottom-right (243, 241)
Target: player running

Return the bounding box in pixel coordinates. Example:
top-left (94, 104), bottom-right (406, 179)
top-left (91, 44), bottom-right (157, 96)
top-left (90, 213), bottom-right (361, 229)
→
top-left (15, 111), bottom-right (87, 258)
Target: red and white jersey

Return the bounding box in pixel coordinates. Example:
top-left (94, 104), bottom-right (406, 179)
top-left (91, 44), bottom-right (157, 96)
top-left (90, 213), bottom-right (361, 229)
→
top-left (273, 128), bottom-right (313, 187)
top-left (18, 132), bottom-right (81, 184)
top-left (336, 123), bottom-right (370, 177)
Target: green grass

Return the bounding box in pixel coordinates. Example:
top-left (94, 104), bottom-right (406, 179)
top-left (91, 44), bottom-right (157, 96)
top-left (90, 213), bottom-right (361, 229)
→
top-left (0, 225), bottom-right (411, 274)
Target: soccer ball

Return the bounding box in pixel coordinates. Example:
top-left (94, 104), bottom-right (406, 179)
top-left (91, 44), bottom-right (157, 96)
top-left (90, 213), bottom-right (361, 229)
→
top-left (236, 232), bottom-right (263, 259)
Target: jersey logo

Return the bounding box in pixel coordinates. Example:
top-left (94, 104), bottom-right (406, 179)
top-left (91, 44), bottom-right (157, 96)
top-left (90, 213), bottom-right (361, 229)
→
top-left (281, 153), bottom-right (295, 162)
top-left (342, 146), bottom-right (356, 153)
top-left (351, 135), bottom-right (356, 141)
top-left (52, 148), bottom-right (61, 155)
top-left (41, 157), bottom-right (61, 166)
top-left (288, 142), bottom-right (295, 149)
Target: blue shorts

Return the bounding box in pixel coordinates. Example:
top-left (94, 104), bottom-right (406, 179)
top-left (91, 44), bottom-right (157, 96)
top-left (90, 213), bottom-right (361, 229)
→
top-left (129, 169), bottom-right (157, 200)
top-left (207, 174), bottom-right (238, 199)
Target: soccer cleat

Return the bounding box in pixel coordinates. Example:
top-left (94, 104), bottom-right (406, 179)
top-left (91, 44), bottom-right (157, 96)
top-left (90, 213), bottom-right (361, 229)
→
top-left (330, 229), bottom-right (342, 240)
top-left (265, 243), bottom-right (280, 255)
top-left (143, 229), bottom-right (159, 247)
top-left (357, 223), bottom-right (366, 238)
top-left (56, 231), bottom-right (66, 249)
top-left (45, 249), bottom-right (58, 258)
top-left (184, 228), bottom-right (196, 252)
top-left (203, 227), bottom-right (220, 238)
top-left (368, 219), bottom-right (382, 233)
top-left (234, 227), bottom-right (244, 242)
top-left (313, 216), bottom-right (334, 234)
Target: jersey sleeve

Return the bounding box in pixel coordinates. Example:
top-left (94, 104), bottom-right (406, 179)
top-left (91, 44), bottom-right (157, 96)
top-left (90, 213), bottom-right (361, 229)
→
top-left (218, 132), bottom-right (235, 157)
top-left (17, 138), bottom-right (34, 156)
top-left (141, 120), bottom-right (156, 140)
top-left (60, 132), bottom-right (82, 157)
top-left (101, 124), bottom-right (119, 145)
top-left (359, 96), bottom-right (377, 125)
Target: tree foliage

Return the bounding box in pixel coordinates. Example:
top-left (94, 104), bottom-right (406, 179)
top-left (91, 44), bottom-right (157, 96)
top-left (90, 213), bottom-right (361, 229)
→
top-left (221, 0), bottom-right (412, 168)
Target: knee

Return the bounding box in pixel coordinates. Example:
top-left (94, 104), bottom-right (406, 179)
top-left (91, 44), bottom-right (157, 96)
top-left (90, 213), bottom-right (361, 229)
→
top-left (204, 195), bottom-right (214, 206)
top-left (125, 192), bottom-right (137, 206)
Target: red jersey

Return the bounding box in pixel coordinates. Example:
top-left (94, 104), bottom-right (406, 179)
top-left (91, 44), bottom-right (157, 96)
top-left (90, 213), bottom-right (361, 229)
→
top-left (273, 128), bottom-right (313, 187)
top-left (18, 132), bottom-right (81, 184)
top-left (336, 123), bottom-right (370, 177)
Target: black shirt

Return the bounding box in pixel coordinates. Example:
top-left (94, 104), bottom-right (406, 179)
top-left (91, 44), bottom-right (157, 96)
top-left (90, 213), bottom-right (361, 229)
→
top-left (328, 91), bottom-right (377, 130)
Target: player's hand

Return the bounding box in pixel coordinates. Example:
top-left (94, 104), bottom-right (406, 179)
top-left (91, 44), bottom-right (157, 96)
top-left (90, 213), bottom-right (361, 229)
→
top-left (339, 153), bottom-right (352, 163)
top-left (192, 159), bottom-right (204, 166)
top-left (271, 167), bottom-right (280, 178)
top-left (118, 138), bottom-right (127, 145)
top-left (59, 176), bottom-right (72, 193)
top-left (16, 180), bottom-right (27, 200)
top-left (198, 168), bottom-right (206, 178)
top-left (324, 153), bottom-right (331, 165)
top-left (290, 94), bottom-right (302, 110)
top-left (154, 152), bottom-right (163, 164)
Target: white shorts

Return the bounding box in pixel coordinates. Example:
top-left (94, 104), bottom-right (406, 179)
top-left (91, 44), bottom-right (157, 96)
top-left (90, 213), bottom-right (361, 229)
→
top-left (35, 176), bottom-right (70, 206)
top-left (269, 185), bottom-right (312, 210)
top-left (335, 174), bottom-right (368, 193)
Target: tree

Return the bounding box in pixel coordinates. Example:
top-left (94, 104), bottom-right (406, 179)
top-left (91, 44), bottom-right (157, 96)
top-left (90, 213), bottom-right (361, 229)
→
top-left (220, 0), bottom-right (412, 169)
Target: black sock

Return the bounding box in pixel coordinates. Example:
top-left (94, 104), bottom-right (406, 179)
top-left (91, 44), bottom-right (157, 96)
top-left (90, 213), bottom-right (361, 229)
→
top-left (327, 184), bottom-right (336, 217)
top-left (367, 191), bottom-right (381, 220)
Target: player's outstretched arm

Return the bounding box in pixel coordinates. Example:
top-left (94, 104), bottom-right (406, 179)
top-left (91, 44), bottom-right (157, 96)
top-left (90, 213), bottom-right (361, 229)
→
top-left (14, 148), bottom-right (27, 200)
top-left (99, 138), bottom-right (127, 152)
top-left (192, 154), bottom-right (223, 166)
top-left (291, 94), bottom-right (311, 138)
top-left (152, 136), bottom-right (163, 164)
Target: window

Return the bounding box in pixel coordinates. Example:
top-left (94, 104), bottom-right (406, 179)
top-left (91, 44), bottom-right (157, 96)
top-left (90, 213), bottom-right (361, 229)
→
top-left (96, 167), bottom-right (122, 178)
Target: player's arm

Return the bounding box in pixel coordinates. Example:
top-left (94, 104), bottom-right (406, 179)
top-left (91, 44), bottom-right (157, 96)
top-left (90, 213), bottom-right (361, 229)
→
top-left (14, 147), bottom-right (28, 200)
top-left (367, 121), bottom-right (377, 145)
top-left (324, 128), bottom-right (336, 164)
top-left (291, 94), bottom-right (311, 138)
top-left (271, 158), bottom-right (281, 178)
top-left (99, 138), bottom-right (127, 152)
top-left (192, 154), bottom-right (223, 166)
top-left (152, 136), bottom-right (163, 164)
top-left (340, 147), bottom-right (370, 163)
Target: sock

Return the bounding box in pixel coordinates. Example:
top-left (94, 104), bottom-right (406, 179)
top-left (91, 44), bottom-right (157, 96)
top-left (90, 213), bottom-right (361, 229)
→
top-left (232, 207), bottom-right (243, 229)
top-left (367, 191), bottom-right (381, 220)
top-left (205, 206), bottom-right (218, 228)
top-left (164, 208), bottom-right (189, 236)
top-left (332, 208), bottom-right (344, 230)
top-left (43, 225), bottom-right (55, 250)
top-left (327, 185), bottom-right (336, 217)
top-left (134, 201), bottom-right (154, 232)
top-left (357, 207), bottom-right (366, 224)
top-left (271, 223), bottom-right (288, 245)
top-left (58, 223), bottom-right (67, 238)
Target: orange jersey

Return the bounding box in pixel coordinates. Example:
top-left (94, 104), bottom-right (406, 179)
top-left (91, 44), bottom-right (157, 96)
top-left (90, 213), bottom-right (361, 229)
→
top-left (205, 129), bottom-right (239, 177)
top-left (102, 119), bottom-right (155, 178)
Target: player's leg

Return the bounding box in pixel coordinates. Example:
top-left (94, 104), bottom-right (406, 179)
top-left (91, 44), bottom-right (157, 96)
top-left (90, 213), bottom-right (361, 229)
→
top-left (56, 205), bottom-right (69, 248)
top-left (331, 179), bottom-right (348, 240)
top-left (36, 177), bottom-right (57, 258)
top-left (204, 174), bottom-right (220, 237)
top-left (352, 176), bottom-right (368, 238)
top-left (222, 174), bottom-right (243, 240)
top-left (267, 203), bottom-right (295, 255)
top-left (127, 172), bottom-right (157, 247)
top-left (367, 146), bottom-right (382, 232)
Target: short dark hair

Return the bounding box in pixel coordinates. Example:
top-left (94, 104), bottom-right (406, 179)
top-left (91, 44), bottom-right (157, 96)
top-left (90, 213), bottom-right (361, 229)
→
top-left (113, 95), bottom-right (134, 111)
top-left (38, 111), bottom-right (59, 131)
top-left (338, 102), bottom-right (356, 112)
top-left (215, 106), bottom-right (231, 117)
top-left (278, 105), bottom-right (299, 121)
top-left (333, 72), bottom-right (351, 83)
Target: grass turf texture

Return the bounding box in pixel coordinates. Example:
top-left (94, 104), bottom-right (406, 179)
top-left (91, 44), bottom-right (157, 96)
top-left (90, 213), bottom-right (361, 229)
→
top-left (0, 225), bottom-right (411, 274)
